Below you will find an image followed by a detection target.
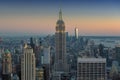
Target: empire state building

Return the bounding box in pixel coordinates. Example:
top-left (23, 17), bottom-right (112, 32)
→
top-left (54, 9), bottom-right (67, 72)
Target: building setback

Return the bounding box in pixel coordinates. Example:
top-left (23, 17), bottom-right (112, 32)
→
top-left (54, 9), bottom-right (67, 72)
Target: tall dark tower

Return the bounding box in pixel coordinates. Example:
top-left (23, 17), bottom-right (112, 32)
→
top-left (54, 9), bottom-right (67, 72)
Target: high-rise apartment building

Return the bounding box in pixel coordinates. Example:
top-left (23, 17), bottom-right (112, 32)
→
top-left (21, 44), bottom-right (36, 80)
top-left (77, 58), bottom-right (106, 80)
top-left (2, 49), bottom-right (12, 80)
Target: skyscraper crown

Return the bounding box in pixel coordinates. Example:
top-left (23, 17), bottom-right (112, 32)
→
top-left (59, 9), bottom-right (62, 20)
top-left (57, 9), bottom-right (64, 24)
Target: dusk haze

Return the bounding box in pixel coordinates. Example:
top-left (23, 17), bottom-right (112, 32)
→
top-left (1, 0), bottom-right (120, 80)
top-left (0, 0), bottom-right (120, 36)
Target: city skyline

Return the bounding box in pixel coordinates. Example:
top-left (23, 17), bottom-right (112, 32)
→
top-left (0, 0), bottom-right (120, 36)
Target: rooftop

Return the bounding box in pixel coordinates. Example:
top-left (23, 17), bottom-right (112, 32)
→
top-left (4, 49), bottom-right (10, 54)
top-left (78, 58), bottom-right (106, 63)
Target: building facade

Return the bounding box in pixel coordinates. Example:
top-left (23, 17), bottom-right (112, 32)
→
top-left (21, 44), bottom-right (36, 80)
top-left (36, 68), bottom-right (44, 80)
top-left (2, 49), bottom-right (12, 80)
top-left (115, 45), bottom-right (120, 65)
top-left (77, 58), bottom-right (106, 80)
top-left (53, 9), bottom-right (68, 80)
top-left (54, 9), bottom-right (67, 72)
top-left (75, 27), bottom-right (78, 40)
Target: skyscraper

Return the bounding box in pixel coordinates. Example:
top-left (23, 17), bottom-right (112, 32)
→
top-left (2, 49), bottom-right (12, 80)
top-left (21, 44), bottom-right (36, 80)
top-left (77, 58), bottom-right (106, 80)
top-left (54, 9), bottom-right (67, 72)
top-left (115, 45), bottom-right (120, 65)
top-left (75, 27), bottom-right (78, 40)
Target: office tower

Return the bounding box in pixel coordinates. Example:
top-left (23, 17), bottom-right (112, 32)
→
top-left (36, 68), bottom-right (44, 80)
top-left (42, 46), bottom-right (50, 80)
top-left (30, 37), bottom-right (35, 50)
top-left (13, 74), bottom-right (19, 80)
top-left (43, 46), bottom-right (50, 64)
top-left (115, 45), bottom-right (120, 65)
top-left (109, 61), bottom-right (119, 80)
top-left (54, 9), bottom-right (67, 72)
top-left (0, 49), bottom-right (4, 59)
top-left (77, 58), bottom-right (106, 80)
top-left (2, 49), bottom-right (12, 80)
top-left (66, 32), bottom-right (69, 41)
top-left (53, 9), bottom-right (68, 80)
top-left (75, 27), bottom-right (78, 39)
top-left (98, 44), bottom-right (105, 57)
top-left (34, 46), bottom-right (41, 67)
top-left (21, 44), bottom-right (36, 80)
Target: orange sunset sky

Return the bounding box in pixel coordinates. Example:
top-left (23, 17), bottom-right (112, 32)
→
top-left (0, 0), bottom-right (120, 36)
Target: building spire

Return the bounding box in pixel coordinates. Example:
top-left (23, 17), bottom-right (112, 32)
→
top-left (59, 9), bottom-right (62, 20)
